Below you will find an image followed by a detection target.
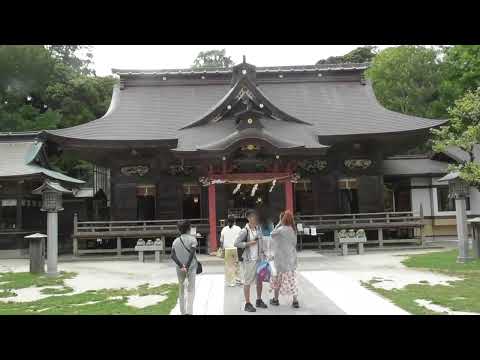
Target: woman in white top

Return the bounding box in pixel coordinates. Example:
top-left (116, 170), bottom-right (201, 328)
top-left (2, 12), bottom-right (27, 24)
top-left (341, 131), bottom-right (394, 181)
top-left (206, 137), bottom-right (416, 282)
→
top-left (221, 215), bottom-right (242, 287)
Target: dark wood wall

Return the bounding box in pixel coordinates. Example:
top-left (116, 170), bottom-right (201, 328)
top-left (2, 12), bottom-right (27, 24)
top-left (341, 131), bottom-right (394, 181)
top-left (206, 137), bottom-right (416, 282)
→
top-left (311, 175), bottom-right (339, 214)
top-left (357, 175), bottom-right (385, 213)
top-left (106, 141), bottom-right (387, 221)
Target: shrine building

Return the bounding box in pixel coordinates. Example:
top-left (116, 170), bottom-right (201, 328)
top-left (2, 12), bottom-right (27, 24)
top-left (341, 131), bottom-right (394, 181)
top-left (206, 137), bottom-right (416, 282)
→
top-left (2, 58), bottom-right (479, 257)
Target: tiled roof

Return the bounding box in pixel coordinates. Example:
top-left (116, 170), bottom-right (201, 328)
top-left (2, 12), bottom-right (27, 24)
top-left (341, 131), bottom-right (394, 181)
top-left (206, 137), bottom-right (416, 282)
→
top-left (112, 63), bottom-right (370, 76)
top-left (48, 79), bottom-right (445, 142)
top-left (0, 140), bottom-right (84, 183)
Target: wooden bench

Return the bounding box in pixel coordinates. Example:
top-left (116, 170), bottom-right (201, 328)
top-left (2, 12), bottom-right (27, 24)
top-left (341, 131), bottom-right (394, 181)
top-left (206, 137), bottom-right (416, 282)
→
top-left (134, 238), bottom-right (165, 262)
top-left (338, 229), bottom-right (367, 256)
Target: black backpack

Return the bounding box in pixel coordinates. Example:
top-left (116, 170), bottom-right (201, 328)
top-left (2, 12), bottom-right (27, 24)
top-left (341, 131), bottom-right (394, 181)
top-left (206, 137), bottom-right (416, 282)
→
top-left (237, 228), bottom-right (249, 262)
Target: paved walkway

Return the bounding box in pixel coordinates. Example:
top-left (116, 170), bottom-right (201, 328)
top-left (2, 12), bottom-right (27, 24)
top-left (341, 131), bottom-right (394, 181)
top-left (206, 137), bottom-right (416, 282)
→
top-left (2, 248), bottom-right (451, 315)
top-left (171, 270), bottom-right (407, 315)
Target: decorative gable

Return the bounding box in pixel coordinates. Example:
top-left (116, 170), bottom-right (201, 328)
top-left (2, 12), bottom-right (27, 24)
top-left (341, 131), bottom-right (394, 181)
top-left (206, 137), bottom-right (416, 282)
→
top-left (180, 60), bottom-right (312, 130)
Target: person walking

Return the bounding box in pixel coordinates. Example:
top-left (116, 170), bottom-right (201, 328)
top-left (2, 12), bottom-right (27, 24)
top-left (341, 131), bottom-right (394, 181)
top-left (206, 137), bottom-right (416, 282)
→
top-left (234, 209), bottom-right (268, 312)
top-left (220, 215), bottom-right (242, 287)
top-left (269, 210), bottom-right (300, 309)
top-left (171, 220), bottom-right (198, 315)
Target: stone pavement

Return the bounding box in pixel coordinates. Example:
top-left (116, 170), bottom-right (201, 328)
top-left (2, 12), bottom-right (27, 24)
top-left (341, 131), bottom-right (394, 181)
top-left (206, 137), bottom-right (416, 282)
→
top-left (2, 248), bottom-right (451, 315)
top-left (171, 267), bottom-right (408, 315)
top-left (223, 272), bottom-right (345, 315)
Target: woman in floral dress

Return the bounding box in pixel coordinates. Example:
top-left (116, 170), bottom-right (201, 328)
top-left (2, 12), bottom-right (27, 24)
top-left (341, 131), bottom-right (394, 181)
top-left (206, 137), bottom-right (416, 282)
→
top-left (269, 210), bottom-right (299, 308)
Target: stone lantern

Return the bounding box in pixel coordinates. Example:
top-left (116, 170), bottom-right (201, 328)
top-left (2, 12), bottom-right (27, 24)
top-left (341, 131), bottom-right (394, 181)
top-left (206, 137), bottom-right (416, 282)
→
top-left (438, 172), bottom-right (472, 263)
top-left (32, 180), bottom-right (71, 276)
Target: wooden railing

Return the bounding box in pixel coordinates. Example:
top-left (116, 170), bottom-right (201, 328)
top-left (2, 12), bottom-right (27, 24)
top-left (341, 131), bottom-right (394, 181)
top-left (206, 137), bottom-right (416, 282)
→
top-left (73, 215), bottom-right (210, 257)
top-left (74, 217), bottom-right (209, 237)
top-left (295, 210), bottom-right (425, 250)
top-left (296, 211), bottom-right (423, 229)
top-left (71, 210), bottom-right (426, 256)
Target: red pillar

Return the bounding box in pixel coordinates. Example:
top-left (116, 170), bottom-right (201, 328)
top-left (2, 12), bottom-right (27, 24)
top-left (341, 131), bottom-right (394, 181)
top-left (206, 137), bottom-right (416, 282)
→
top-left (208, 184), bottom-right (217, 253)
top-left (285, 180), bottom-right (294, 213)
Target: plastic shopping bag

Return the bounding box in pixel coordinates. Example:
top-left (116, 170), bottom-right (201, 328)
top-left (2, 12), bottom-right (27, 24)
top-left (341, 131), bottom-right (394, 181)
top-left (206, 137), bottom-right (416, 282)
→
top-left (268, 260), bottom-right (277, 277)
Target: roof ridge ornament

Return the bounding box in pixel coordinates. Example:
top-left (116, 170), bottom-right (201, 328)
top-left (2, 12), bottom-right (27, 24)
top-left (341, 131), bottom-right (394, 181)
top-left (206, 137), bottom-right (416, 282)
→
top-left (231, 57), bottom-right (256, 86)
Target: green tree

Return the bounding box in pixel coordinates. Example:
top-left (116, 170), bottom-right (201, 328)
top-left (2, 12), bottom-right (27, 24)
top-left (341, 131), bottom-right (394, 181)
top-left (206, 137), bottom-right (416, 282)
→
top-left (432, 89), bottom-right (480, 188)
top-left (0, 45), bottom-right (61, 132)
top-left (47, 45), bottom-right (95, 76)
top-left (0, 45), bottom-right (115, 132)
top-left (0, 45), bottom-right (116, 180)
top-left (317, 46), bottom-right (378, 65)
top-left (441, 45), bottom-right (480, 106)
top-left (192, 49), bottom-right (234, 69)
top-left (45, 74), bottom-right (116, 128)
top-left (366, 46), bottom-right (446, 119)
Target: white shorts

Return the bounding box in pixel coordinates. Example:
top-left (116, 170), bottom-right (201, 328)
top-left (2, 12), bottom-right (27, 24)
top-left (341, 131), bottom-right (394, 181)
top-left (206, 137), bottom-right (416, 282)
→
top-left (242, 260), bottom-right (258, 286)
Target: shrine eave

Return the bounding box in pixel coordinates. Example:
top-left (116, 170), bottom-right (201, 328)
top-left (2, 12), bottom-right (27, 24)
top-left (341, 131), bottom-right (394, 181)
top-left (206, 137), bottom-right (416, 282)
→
top-left (42, 132), bottom-right (178, 150)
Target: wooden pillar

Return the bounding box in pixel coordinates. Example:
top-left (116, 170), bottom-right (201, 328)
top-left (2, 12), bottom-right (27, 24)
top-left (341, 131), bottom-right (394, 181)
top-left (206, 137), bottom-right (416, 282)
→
top-left (73, 213), bottom-right (79, 256)
top-left (16, 197), bottom-right (22, 230)
top-left (419, 203), bottom-right (425, 246)
top-left (285, 180), bottom-right (294, 213)
top-left (208, 184), bottom-right (217, 253)
top-left (16, 180), bottom-right (23, 230)
top-left (222, 158), bottom-right (227, 174)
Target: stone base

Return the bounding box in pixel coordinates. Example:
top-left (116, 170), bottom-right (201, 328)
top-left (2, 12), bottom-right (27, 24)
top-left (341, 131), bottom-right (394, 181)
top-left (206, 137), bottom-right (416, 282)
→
top-left (457, 256), bottom-right (474, 263)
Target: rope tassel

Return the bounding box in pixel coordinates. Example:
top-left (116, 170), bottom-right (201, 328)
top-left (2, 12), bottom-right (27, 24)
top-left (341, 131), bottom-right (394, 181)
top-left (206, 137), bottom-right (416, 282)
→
top-left (250, 184), bottom-right (258, 197)
top-left (233, 183), bottom-right (241, 194)
top-left (269, 179), bottom-right (277, 193)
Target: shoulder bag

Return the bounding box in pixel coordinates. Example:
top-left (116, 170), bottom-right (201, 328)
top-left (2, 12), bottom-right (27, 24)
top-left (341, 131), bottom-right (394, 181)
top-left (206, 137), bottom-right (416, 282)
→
top-left (179, 235), bottom-right (203, 274)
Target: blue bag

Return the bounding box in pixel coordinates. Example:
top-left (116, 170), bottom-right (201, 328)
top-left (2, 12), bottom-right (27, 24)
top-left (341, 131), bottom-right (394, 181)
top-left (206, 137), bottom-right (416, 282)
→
top-left (256, 260), bottom-right (271, 282)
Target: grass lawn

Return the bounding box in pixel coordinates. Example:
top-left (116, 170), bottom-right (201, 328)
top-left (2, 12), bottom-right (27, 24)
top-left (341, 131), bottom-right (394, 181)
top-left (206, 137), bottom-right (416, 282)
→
top-left (0, 271), bottom-right (178, 315)
top-left (363, 250), bottom-right (480, 315)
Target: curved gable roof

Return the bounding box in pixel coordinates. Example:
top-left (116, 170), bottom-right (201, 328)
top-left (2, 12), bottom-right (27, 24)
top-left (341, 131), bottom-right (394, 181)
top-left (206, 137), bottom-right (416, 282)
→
top-left (46, 64), bottom-right (446, 144)
top-left (0, 138), bottom-right (84, 183)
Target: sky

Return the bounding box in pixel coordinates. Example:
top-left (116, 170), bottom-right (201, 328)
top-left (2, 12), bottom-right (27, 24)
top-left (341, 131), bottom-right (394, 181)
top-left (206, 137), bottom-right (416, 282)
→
top-left (91, 45), bottom-right (395, 76)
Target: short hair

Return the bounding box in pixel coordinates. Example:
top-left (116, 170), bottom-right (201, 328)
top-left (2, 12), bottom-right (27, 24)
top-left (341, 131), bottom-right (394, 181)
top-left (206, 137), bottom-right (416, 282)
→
top-left (245, 209), bottom-right (256, 219)
top-left (227, 215), bottom-right (235, 222)
top-left (177, 219), bottom-right (191, 235)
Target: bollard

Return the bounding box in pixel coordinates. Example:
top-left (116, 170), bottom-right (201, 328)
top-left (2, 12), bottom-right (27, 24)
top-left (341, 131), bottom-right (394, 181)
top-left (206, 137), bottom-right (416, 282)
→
top-left (25, 233), bottom-right (47, 274)
top-left (468, 218), bottom-right (480, 259)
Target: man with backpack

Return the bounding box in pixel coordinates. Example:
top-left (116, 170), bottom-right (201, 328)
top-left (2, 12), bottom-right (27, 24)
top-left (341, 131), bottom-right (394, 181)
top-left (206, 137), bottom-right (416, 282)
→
top-left (234, 209), bottom-right (268, 312)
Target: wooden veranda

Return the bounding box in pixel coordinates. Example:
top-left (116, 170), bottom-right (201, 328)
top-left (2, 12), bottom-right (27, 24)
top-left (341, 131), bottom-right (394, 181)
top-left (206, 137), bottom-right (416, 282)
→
top-left (72, 209), bottom-right (425, 257)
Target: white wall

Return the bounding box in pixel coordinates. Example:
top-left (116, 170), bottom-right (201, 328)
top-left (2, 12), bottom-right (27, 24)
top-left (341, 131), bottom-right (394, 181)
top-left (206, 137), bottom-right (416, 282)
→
top-left (411, 177), bottom-right (432, 217)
